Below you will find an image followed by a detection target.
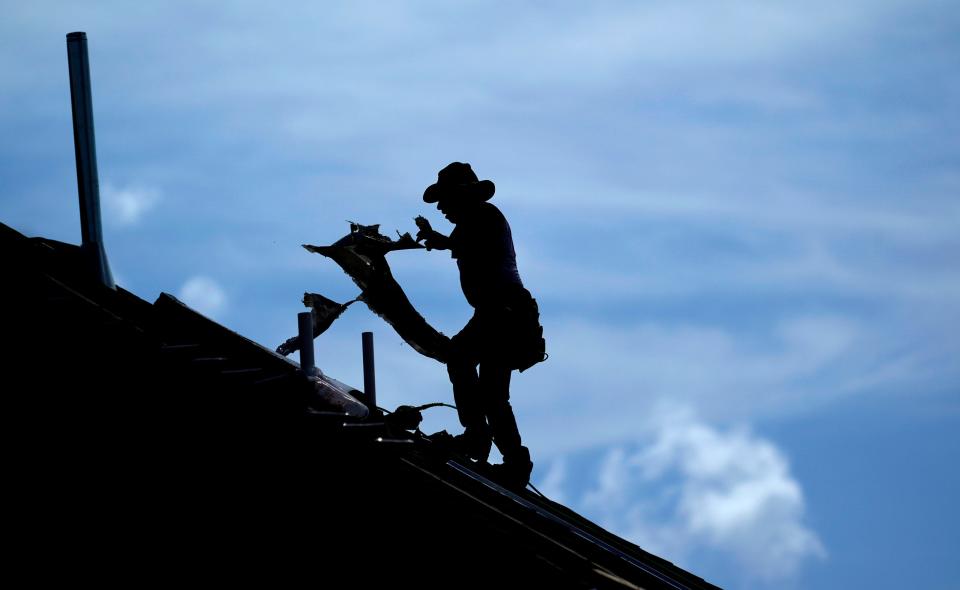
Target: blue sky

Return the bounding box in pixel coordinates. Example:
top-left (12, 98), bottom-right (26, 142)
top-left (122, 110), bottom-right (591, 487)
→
top-left (2, 1), bottom-right (958, 587)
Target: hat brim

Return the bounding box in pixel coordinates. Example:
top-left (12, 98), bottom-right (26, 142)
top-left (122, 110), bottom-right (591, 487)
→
top-left (423, 179), bottom-right (495, 203)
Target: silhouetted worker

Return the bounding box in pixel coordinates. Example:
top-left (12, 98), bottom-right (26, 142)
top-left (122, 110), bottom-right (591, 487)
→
top-left (416, 162), bottom-right (544, 488)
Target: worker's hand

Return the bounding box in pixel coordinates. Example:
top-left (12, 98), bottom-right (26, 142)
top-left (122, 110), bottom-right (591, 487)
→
top-left (415, 216), bottom-right (444, 250)
top-left (417, 231), bottom-right (444, 251)
top-left (414, 215), bottom-right (432, 234)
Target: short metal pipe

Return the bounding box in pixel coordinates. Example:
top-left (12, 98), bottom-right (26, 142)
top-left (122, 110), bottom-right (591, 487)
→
top-left (362, 331), bottom-right (377, 414)
top-left (298, 312), bottom-right (317, 376)
top-left (66, 31), bottom-right (114, 289)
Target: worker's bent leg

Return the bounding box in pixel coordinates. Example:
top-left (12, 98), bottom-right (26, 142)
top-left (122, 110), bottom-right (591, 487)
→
top-left (480, 362), bottom-right (522, 456)
top-left (482, 361), bottom-right (532, 487)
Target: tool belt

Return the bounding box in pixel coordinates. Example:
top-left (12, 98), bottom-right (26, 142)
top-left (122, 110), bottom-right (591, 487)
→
top-left (501, 287), bottom-right (547, 373)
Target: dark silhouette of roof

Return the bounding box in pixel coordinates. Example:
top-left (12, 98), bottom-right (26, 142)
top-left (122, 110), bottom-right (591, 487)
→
top-left (2, 220), bottom-right (721, 589)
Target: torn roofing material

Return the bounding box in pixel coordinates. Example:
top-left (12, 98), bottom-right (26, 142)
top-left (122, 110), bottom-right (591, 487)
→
top-left (302, 221), bottom-right (451, 363)
top-left (276, 292), bottom-right (359, 356)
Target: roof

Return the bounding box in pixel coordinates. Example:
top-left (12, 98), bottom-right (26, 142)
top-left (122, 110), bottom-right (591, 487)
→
top-left (2, 220), bottom-right (721, 589)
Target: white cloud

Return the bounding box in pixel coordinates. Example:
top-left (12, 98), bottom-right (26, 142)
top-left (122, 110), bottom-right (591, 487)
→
top-left (102, 182), bottom-right (161, 226)
top-left (178, 276), bottom-right (227, 318)
top-left (644, 409), bottom-right (826, 577)
top-left (564, 406), bottom-right (825, 583)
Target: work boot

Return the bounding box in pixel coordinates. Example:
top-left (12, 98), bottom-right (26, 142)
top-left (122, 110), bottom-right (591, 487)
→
top-left (489, 446), bottom-right (533, 490)
top-left (450, 427), bottom-right (492, 463)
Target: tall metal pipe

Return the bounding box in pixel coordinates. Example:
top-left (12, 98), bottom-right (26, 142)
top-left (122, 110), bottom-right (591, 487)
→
top-left (362, 331), bottom-right (377, 414)
top-left (67, 32), bottom-right (115, 289)
top-left (298, 312), bottom-right (317, 376)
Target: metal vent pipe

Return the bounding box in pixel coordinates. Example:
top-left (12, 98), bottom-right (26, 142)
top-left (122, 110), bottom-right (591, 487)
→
top-left (298, 312), bottom-right (318, 376)
top-left (362, 331), bottom-right (377, 414)
top-left (67, 32), bottom-right (115, 289)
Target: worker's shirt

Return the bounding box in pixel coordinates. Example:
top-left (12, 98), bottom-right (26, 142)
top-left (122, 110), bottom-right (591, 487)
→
top-left (449, 202), bottom-right (524, 310)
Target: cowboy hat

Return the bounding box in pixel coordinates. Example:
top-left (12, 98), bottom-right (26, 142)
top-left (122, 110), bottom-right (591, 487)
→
top-left (423, 162), bottom-right (495, 203)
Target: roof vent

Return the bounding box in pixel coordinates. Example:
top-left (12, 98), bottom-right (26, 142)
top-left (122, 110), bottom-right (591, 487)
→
top-left (67, 32), bottom-right (115, 290)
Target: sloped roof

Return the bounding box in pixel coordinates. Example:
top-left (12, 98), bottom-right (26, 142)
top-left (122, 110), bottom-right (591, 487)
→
top-left (2, 220), bottom-right (721, 589)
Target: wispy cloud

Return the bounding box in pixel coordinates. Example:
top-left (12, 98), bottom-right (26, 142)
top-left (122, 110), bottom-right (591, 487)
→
top-left (101, 182), bottom-right (161, 227)
top-left (515, 313), bottom-right (885, 453)
top-left (178, 275), bottom-right (227, 318)
top-left (537, 455), bottom-right (569, 506)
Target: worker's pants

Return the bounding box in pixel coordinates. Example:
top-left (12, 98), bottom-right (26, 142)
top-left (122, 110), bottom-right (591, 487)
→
top-left (447, 309), bottom-right (523, 458)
